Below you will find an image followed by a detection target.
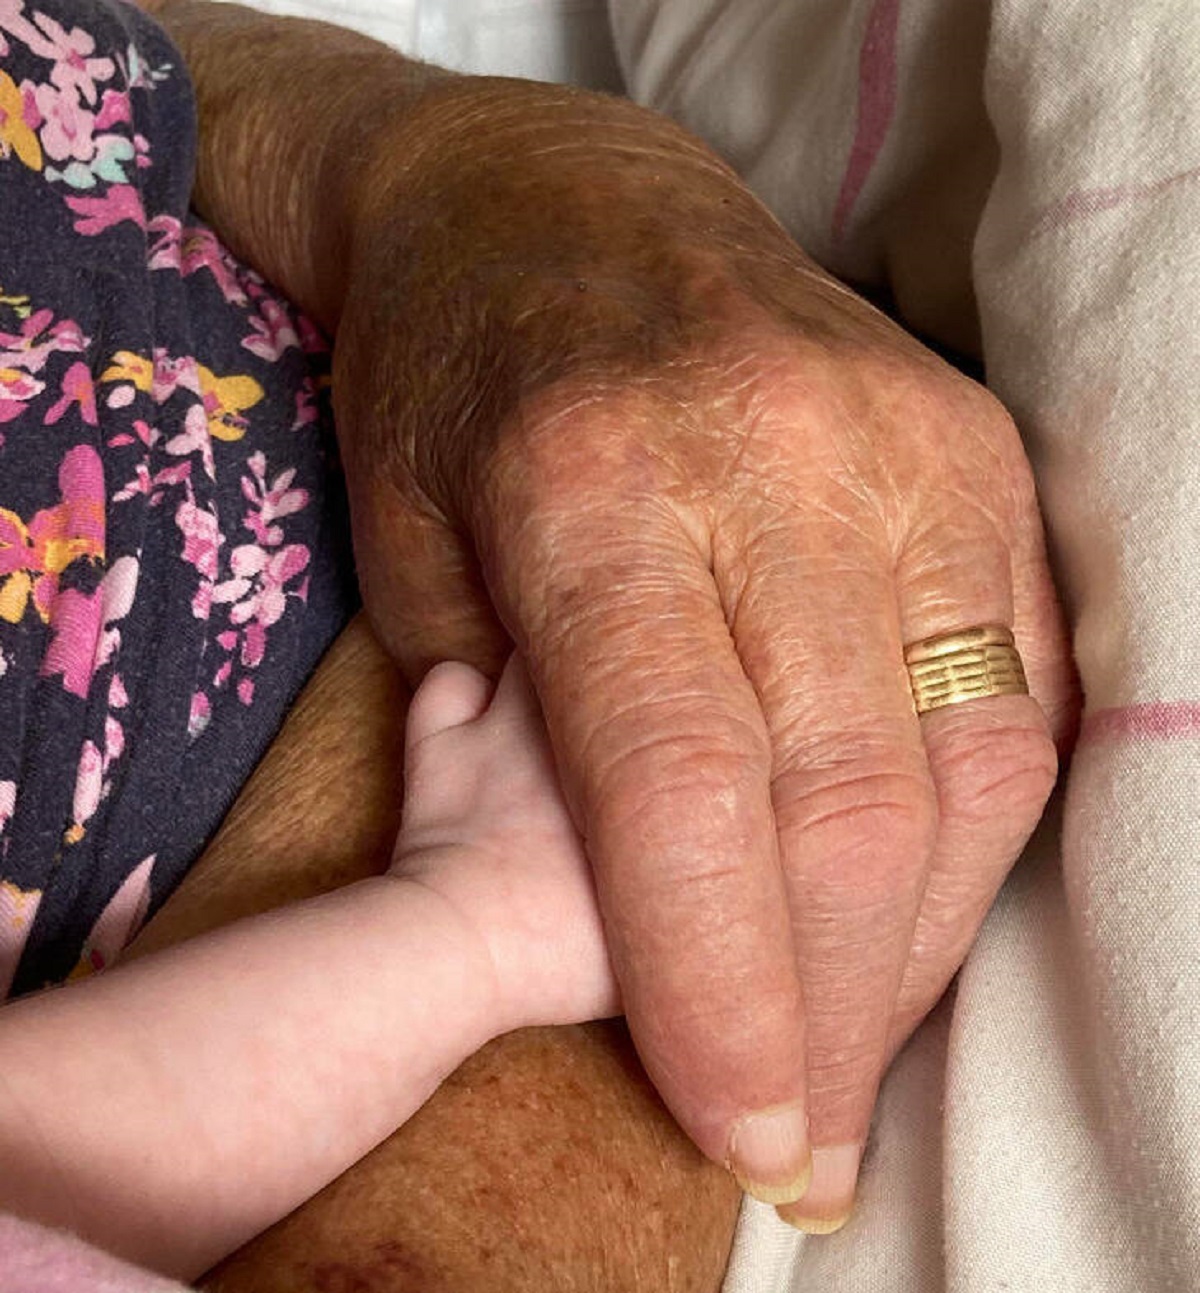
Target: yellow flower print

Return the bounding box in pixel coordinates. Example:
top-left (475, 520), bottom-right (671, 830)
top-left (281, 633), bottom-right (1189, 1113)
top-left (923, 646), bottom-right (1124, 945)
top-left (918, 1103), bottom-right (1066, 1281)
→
top-left (99, 350), bottom-right (154, 391)
top-left (0, 70), bottom-right (42, 172)
top-left (0, 289), bottom-right (32, 319)
top-left (99, 351), bottom-right (263, 441)
top-left (0, 445), bottom-right (105, 624)
top-left (199, 366), bottom-right (263, 441)
top-left (0, 880), bottom-right (40, 932)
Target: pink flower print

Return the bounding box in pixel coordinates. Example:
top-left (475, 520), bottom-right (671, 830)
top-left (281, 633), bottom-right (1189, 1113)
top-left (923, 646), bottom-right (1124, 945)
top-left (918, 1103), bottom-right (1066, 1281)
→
top-left (94, 554), bottom-right (137, 670)
top-left (176, 495), bottom-right (222, 583)
top-left (0, 305), bottom-right (54, 347)
top-left (153, 353), bottom-right (201, 403)
top-left (191, 581), bottom-right (212, 620)
top-left (0, 779), bottom-right (13, 835)
top-left (177, 494), bottom-right (222, 621)
top-left (199, 454), bottom-right (313, 700)
top-left (0, 365), bottom-right (43, 422)
top-left (0, 879), bottom-right (41, 1000)
top-left (188, 690), bottom-right (210, 739)
top-left (242, 297), bottom-right (299, 362)
top-left (58, 441), bottom-right (105, 546)
top-left (99, 349), bottom-right (200, 412)
top-left (105, 714), bottom-right (124, 763)
top-left (163, 403), bottom-right (215, 481)
top-left (43, 359), bottom-right (97, 425)
top-left (241, 619), bottom-right (266, 670)
top-left (147, 219), bottom-right (250, 304)
top-left (35, 10), bottom-right (116, 105)
top-left (147, 218), bottom-right (253, 305)
top-left (180, 226), bottom-right (248, 305)
top-left (70, 737), bottom-right (103, 831)
top-left (297, 315), bottom-right (327, 356)
top-left (47, 129), bottom-right (135, 189)
top-left (0, 444), bottom-right (105, 624)
top-left (208, 552), bottom-right (252, 612)
top-left (40, 553), bottom-right (137, 698)
top-left (40, 584), bottom-right (102, 696)
top-left (217, 542), bottom-right (308, 616)
top-left (93, 86), bottom-right (130, 131)
top-left (111, 461), bottom-right (151, 502)
top-left (292, 378), bottom-right (319, 430)
top-left (153, 463), bottom-right (193, 501)
top-left (31, 81), bottom-right (95, 163)
top-left (69, 856), bottom-right (156, 978)
top-left (146, 213), bottom-right (182, 271)
top-left (124, 40), bottom-right (172, 92)
top-left (132, 418), bottom-right (156, 446)
top-left (213, 543), bottom-right (309, 669)
top-left (64, 182), bottom-right (144, 234)
top-left (242, 457), bottom-right (309, 546)
top-left (67, 713), bottom-right (126, 842)
top-left (0, 0), bottom-right (48, 59)
top-left (0, 309), bottom-right (87, 374)
top-left (109, 671), bottom-right (128, 708)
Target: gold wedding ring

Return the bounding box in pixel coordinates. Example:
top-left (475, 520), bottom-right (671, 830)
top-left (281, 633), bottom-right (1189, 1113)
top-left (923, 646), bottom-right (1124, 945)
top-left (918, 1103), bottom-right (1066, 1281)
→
top-left (904, 625), bottom-right (1028, 715)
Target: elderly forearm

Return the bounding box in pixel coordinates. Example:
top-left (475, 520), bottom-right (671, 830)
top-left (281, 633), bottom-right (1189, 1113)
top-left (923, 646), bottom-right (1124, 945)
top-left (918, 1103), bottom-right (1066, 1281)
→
top-left (148, 2), bottom-right (778, 336)
top-left (144, 0), bottom-right (451, 329)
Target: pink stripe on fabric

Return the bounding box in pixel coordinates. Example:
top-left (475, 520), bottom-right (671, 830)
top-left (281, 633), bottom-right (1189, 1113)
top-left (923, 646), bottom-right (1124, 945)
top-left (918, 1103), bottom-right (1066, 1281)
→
top-left (1081, 700), bottom-right (1200, 745)
top-left (831, 0), bottom-right (902, 244)
top-left (1026, 164), bottom-right (1200, 241)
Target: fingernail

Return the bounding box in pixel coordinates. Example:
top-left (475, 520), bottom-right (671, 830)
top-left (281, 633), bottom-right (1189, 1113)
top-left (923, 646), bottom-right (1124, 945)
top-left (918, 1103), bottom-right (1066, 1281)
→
top-left (726, 1101), bottom-right (812, 1204)
top-left (776, 1143), bottom-right (861, 1233)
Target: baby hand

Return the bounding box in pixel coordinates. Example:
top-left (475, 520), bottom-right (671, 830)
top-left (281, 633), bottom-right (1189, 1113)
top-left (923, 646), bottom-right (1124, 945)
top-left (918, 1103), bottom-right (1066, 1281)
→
top-left (391, 654), bottom-right (620, 1032)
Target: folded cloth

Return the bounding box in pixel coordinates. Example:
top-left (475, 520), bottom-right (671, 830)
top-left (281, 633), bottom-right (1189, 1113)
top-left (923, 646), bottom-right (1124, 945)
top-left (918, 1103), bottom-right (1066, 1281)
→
top-left (611, 0), bottom-right (1200, 1289)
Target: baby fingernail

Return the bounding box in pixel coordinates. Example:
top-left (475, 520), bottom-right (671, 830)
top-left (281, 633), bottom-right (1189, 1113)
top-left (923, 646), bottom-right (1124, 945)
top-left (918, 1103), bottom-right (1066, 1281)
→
top-left (776, 1142), bottom-right (861, 1233)
top-left (726, 1101), bottom-right (812, 1204)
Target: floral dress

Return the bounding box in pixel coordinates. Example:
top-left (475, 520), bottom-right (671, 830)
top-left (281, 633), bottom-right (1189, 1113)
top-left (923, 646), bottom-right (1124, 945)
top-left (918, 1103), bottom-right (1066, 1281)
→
top-left (0, 0), bottom-right (358, 997)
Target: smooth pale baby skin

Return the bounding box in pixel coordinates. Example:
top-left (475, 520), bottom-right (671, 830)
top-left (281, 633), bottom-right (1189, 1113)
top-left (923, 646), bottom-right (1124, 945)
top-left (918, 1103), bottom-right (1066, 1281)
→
top-left (126, 614), bottom-right (740, 1293)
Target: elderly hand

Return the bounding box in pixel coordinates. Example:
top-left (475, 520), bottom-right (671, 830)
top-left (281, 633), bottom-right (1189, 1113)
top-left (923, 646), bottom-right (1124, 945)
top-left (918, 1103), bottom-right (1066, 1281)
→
top-left (160, 0), bottom-right (1075, 1226)
top-left (329, 85), bottom-right (1076, 1226)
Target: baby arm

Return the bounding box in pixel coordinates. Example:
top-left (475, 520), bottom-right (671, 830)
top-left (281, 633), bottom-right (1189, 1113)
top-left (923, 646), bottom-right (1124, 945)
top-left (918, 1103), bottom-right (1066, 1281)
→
top-left (0, 656), bottom-right (616, 1282)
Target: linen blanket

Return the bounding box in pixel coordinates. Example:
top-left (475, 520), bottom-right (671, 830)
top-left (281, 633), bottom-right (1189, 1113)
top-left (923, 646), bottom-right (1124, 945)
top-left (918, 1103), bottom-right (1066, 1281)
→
top-left (614, 0), bottom-right (1200, 1288)
top-left (108, 1), bottom-right (1194, 1289)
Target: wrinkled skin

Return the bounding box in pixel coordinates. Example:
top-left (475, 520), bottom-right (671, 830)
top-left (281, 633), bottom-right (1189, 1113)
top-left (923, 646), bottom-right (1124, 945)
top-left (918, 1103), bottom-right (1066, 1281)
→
top-left (332, 100), bottom-right (1077, 1211)
top-left (157, 0), bottom-right (1078, 1222)
top-left (130, 616), bottom-right (740, 1293)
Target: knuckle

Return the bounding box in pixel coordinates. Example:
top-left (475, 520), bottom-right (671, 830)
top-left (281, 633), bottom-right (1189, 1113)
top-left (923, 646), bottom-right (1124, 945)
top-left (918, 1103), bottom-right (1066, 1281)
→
top-left (957, 385), bottom-right (1041, 509)
top-left (593, 726), bottom-right (772, 850)
top-left (484, 382), bottom-right (691, 517)
top-left (776, 756), bottom-right (938, 895)
top-left (928, 703), bottom-right (1058, 829)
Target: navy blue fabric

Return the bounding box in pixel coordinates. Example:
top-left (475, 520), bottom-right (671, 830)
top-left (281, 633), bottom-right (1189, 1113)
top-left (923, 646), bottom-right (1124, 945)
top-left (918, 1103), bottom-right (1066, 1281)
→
top-left (0, 0), bottom-right (357, 996)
